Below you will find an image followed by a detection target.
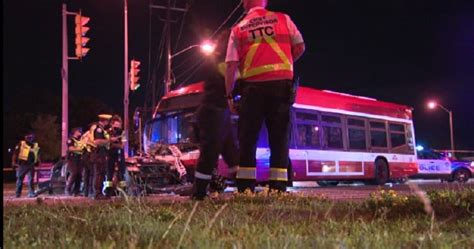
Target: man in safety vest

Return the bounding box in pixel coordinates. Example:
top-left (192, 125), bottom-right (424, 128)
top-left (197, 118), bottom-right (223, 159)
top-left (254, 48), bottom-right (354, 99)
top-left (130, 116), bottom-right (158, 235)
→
top-left (65, 127), bottom-right (85, 196)
top-left (11, 131), bottom-right (40, 198)
top-left (225, 0), bottom-right (305, 192)
top-left (79, 124), bottom-right (93, 197)
top-left (104, 115), bottom-right (127, 196)
top-left (192, 29), bottom-right (240, 200)
top-left (89, 114), bottom-right (112, 200)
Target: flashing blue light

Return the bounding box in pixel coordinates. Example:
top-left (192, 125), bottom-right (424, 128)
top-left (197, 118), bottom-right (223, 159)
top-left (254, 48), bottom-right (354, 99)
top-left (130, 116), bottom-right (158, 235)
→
top-left (416, 145), bottom-right (424, 151)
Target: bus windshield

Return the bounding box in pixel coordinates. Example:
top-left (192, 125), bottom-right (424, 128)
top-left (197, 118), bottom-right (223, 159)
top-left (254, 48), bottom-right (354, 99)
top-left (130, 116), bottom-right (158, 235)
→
top-left (147, 111), bottom-right (198, 145)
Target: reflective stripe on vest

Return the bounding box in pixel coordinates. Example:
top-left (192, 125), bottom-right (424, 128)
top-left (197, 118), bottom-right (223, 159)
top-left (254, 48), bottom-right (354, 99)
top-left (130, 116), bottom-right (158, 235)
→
top-left (236, 167), bottom-right (256, 180)
top-left (218, 62), bottom-right (241, 79)
top-left (71, 138), bottom-right (84, 155)
top-left (195, 171), bottom-right (213, 180)
top-left (235, 9), bottom-right (293, 81)
top-left (269, 168), bottom-right (288, 181)
top-left (242, 35), bottom-right (292, 79)
top-left (18, 141), bottom-right (39, 163)
top-left (104, 181), bottom-right (113, 188)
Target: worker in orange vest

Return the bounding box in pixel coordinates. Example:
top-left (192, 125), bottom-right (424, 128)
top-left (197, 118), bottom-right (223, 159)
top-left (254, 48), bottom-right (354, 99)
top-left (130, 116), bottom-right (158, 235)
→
top-left (225, 0), bottom-right (305, 192)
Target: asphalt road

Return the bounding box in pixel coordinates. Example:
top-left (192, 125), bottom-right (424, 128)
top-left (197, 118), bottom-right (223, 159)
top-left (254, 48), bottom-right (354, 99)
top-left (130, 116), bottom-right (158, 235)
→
top-left (3, 180), bottom-right (473, 206)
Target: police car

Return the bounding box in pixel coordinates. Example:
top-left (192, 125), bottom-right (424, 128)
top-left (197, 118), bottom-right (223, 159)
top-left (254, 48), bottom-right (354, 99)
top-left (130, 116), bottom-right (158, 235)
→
top-left (411, 148), bottom-right (473, 183)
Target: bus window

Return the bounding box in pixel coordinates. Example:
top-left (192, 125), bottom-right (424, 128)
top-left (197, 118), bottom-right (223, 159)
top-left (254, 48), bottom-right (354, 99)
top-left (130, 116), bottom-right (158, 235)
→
top-left (406, 124), bottom-right (415, 152)
top-left (348, 118), bottom-right (367, 150)
top-left (389, 123), bottom-right (406, 148)
top-left (296, 112), bottom-right (319, 122)
top-left (296, 124), bottom-right (321, 148)
top-left (322, 115), bottom-right (341, 124)
top-left (294, 109), bottom-right (320, 149)
top-left (323, 126), bottom-right (343, 149)
top-left (322, 114), bottom-right (343, 149)
top-left (370, 121), bottom-right (387, 148)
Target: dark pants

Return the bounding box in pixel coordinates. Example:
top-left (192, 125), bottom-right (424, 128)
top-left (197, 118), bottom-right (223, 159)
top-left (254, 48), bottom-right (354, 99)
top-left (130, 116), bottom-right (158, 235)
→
top-left (16, 164), bottom-right (35, 197)
top-left (237, 80), bottom-right (292, 192)
top-left (91, 152), bottom-right (107, 197)
top-left (107, 148), bottom-right (126, 182)
top-left (66, 156), bottom-right (83, 195)
top-left (82, 152), bottom-right (93, 196)
top-left (193, 105), bottom-right (239, 197)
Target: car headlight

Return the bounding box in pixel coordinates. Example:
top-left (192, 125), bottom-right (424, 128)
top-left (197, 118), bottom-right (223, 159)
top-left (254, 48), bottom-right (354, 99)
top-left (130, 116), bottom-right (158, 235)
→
top-left (471, 161), bottom-right (474, 167)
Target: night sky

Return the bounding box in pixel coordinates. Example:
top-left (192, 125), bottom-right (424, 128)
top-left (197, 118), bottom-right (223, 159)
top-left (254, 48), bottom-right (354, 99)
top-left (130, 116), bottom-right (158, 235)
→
top-left (4, 0), bottom-right (474, 150)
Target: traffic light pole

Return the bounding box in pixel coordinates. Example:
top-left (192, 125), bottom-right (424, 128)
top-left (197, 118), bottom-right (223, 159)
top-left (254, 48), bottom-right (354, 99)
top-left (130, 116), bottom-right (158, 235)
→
top-left (61, 4), bottom-right (68, 158)
top-left (124, 0), bottom-right (130, 157)
top-left (61, 4), bottom-right (87, 158)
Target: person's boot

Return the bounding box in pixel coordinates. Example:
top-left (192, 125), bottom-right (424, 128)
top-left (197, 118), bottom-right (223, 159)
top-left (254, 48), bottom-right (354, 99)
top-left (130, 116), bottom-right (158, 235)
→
top-left (236, 179), bottom-right (256, 193)
top-left (192, 178), bottom-right (210, 200)
top-left (269, 181), bottom-right (287, 193)
top-left (103, 181), bottom-right (115, 197)
top-left (209, 174), bottom-right (227, 193)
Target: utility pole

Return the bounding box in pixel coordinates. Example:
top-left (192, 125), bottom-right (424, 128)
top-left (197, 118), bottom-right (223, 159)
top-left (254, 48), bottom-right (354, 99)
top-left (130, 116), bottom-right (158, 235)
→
top-left (150, 1), bottom-right (187, 96)
top-left (61, 4), bottom-right (68, 158)
top-left (124, 0), bottom-right (130, 157)
top-left (165, 0), bottom-right (171, 95)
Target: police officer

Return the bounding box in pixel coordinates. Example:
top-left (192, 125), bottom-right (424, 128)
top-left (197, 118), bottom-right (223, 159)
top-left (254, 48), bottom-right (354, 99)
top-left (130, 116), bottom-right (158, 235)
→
top-left (65, 127), bottom-right (84, 196)
top-left (225, 0), bottom-right (305, 192)
top-left (11, 131), bottom-right (40, 198)
top-left (104, 115), bottom-right (127, 196)
top-left (192, 29), bottom-right (240, 200)
top-left (80, 123), bottom-right (95, 197)
top-left (89, 114), bottom-right (111, 199)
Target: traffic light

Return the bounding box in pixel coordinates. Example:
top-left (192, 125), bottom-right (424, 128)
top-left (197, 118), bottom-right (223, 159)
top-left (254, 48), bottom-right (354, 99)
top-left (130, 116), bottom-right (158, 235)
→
top-left (75, 12), bottom-right (90, 59)
top-left (130, 60), bottom-right (141, 91)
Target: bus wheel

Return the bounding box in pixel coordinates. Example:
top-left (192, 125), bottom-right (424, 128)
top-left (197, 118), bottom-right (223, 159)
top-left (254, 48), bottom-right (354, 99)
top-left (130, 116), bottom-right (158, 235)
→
top-left (373, 159), bottom-right (389, 185)
top-left (317, 181), bottom-right (339, 187)
top-left (453, 168), bottom-right (471, 183)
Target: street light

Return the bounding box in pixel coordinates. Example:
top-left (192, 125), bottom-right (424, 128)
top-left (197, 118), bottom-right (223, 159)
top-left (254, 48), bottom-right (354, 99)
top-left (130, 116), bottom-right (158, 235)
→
top-left (164, 40), bottom-right (216, 94)
top-left (427, 100), bottom-right (455, 155)
top-left (170, 40), bottom-right (217, 59)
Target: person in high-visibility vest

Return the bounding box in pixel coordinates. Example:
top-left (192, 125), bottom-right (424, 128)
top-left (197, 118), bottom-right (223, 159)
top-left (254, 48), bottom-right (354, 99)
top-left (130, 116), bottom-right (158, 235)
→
top-left (89, 114), bottom-right (112, 200)
top-left (11, 131), bottom-right (40, 198)
top-left (80, 123), bottom-right (95, 197)
top-left (192, 29), bottom-right (240, 200)
top-left (65, 127), bottom-right (85, 196)
top-left (104, 115), bottom-right (127, 196)
top-left (225, 0), bottom-right (305, 192)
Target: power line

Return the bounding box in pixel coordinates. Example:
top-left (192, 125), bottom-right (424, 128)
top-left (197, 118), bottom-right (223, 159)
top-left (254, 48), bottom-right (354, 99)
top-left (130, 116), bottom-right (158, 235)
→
top-left (174, 56), bottom-right (206, 83)
top-left (173, 0), bottom-right (194, 53)
top-left (210, 0), bottom-right (243, 39)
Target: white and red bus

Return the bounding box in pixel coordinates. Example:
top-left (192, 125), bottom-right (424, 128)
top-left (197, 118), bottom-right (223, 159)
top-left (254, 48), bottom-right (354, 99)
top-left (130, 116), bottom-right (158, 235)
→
top-left (143, 81), bottom-right (418, 186)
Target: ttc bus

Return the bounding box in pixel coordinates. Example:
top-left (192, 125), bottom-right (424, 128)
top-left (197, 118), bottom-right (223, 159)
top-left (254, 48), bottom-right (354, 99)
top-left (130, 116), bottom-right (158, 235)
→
top-left (143, 82), bottom-right (418, 186)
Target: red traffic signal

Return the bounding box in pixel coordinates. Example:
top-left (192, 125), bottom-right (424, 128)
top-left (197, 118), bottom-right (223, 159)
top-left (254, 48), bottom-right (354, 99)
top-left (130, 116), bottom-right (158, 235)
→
top-left (130, 60), bottom-right (141, 91)
top-left (75, 13), bottom-right (90, 59)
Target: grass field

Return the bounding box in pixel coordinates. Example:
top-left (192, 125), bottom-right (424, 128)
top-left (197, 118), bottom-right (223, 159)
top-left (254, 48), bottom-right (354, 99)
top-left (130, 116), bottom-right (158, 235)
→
top-left (4, 188), bottom-right (474, 248)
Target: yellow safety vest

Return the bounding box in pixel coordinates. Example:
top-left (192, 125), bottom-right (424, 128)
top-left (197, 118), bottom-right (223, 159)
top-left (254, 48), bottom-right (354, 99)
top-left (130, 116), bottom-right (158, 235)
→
top-left (218, 62), bottom-right (241, 78)
top-left (70, 137), bottom-right (84, 155)
top-left (18, 141), bottom-right (39, 163)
